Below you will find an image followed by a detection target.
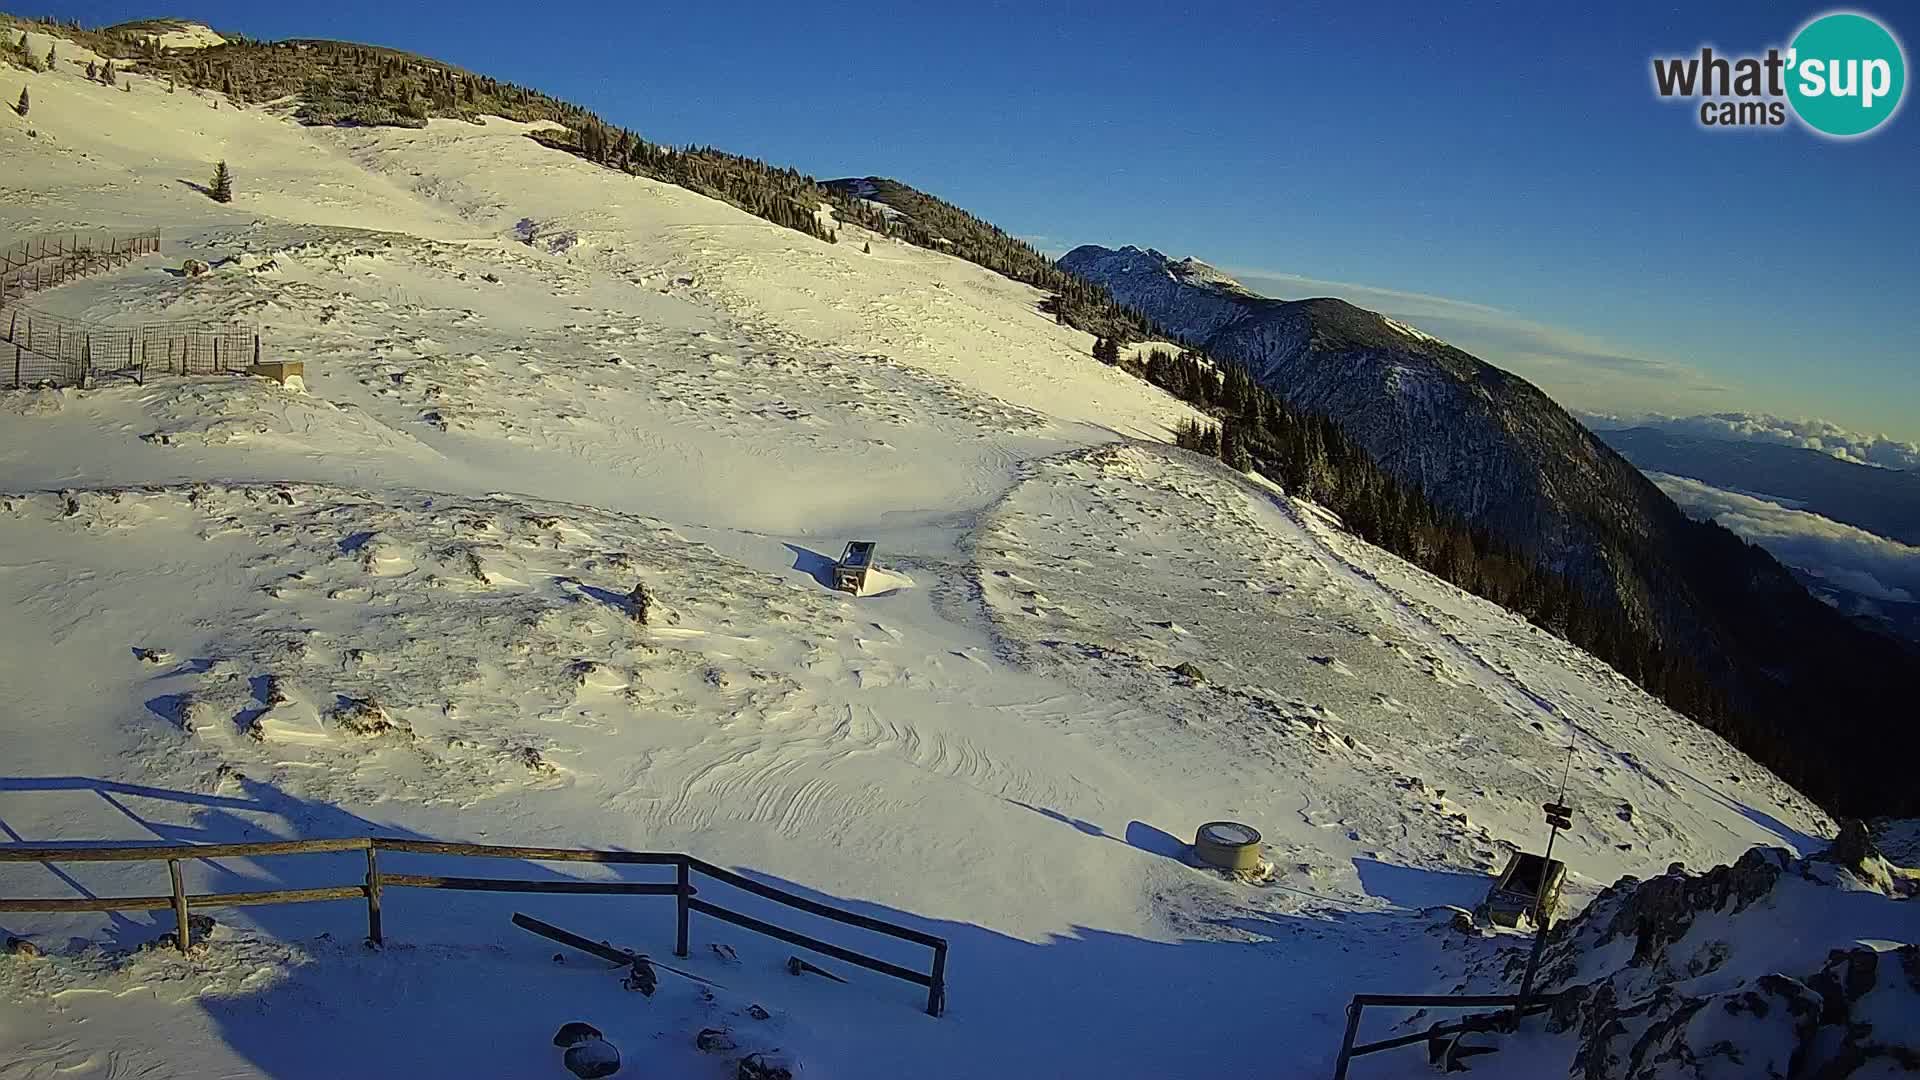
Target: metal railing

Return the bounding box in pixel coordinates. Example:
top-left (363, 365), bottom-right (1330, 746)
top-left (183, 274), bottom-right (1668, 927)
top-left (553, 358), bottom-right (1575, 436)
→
top-left (1331, 992), bottom-right (1557, 1078)
top-left (0, 835), bottom-right (948, 1016)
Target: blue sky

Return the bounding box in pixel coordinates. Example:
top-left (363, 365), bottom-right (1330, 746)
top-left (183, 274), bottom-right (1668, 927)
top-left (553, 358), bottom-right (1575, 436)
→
top-left (37, 1), bottom-right (1920, 438)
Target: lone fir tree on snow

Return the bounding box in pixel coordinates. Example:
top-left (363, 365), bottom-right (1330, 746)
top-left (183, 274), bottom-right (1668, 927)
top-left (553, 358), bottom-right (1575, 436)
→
top-left (14, 86), bottom-right (26, 118)
top-left (210, 161), bottom-right (233, 203)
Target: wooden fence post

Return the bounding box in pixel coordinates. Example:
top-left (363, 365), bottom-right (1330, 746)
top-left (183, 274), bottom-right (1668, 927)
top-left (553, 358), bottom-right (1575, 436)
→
top-left (254, 334), bottom-right (260, 365)
top-left (365, 843), bottom-right (384, 946)
top-left (168, 859), bottom-right (191, 953)
top-left (675, 858), bottom-right (690, 958)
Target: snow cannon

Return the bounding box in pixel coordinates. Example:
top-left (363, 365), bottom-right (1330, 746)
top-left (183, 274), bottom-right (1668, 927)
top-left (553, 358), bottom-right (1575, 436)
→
top-left (1193, 821), bottom-right (1262, 871)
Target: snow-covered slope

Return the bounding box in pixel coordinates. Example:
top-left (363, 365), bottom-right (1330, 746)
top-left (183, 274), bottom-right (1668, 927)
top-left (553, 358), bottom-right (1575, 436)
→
top-left (0, 28), bottom-right (1898, 1080)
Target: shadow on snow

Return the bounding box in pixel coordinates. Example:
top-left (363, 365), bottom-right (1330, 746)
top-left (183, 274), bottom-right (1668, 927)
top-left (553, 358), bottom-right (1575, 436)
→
top-left (0, 776), bottom-right (1452, 1078)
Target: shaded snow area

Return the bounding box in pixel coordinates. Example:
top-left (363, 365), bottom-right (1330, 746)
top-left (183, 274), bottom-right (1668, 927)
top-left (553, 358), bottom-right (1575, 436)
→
top-left (2, 27), bottom-right (1908, 1079)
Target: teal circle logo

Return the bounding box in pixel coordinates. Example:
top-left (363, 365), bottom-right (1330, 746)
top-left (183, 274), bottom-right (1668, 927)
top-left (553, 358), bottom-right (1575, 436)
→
top-left (1787, 12), bottom-right (1906, 137)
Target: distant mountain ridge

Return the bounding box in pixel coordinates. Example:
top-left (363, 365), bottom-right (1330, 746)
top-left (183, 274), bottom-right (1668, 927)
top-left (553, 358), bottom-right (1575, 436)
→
top-left (1598, 425), bottom-right (1920, 547)
top-left (1061, 242), bottom-right (1919, 817)
top-left (1061, 245), bottom-right (1671, 574)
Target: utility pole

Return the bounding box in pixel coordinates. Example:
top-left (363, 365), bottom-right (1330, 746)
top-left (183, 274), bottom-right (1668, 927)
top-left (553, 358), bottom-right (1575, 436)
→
top-left (1513, 742), bottom-right (1575, 1024)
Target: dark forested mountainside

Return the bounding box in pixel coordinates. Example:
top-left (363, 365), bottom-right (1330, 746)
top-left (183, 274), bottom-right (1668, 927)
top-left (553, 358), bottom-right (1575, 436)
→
top-left (1068, 247), bottom-right (1919, 819)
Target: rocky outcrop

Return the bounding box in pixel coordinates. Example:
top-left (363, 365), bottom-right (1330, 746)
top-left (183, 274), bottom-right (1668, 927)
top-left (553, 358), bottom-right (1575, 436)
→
top-left (1506, 837), bottom-right (1920, 1078)
top-left (1534, 848), bottom-right (1793, 989)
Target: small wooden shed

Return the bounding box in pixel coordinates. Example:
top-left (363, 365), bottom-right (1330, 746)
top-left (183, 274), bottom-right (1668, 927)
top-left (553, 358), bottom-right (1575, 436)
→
top-left (1483, 851), bottom-right (1566, 928)
top-left (833, 541), bottom-right (876, 594)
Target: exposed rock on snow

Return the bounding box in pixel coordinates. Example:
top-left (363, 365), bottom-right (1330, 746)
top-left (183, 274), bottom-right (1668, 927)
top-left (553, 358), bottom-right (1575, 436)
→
top-left (562, 1037), bottom-right (621, 1078)
top-left (328, 696), bottom-right (406, 737)
top-left (1431, 835), bottom-right (1920, 1078)
top-left (738, 1052), bottom-right (799, 1080)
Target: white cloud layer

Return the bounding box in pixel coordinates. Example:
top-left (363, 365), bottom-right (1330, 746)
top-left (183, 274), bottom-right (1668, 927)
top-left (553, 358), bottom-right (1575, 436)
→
top-left (1581, 411), bottom-right (1920, 471)
top-left (1650, 472), bottom-right (1920, 604)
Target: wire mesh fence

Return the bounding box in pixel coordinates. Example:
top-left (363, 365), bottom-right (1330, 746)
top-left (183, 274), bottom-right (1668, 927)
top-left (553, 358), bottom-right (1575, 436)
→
top-left (1, 230), bottom-right (267, 389)
top-left (4, 305), bottom-right (260, 388)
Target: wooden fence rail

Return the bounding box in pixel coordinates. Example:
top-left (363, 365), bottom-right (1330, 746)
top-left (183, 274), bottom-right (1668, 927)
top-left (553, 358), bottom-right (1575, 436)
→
top-left (0, 231), bottom-right (162, 308)
top-left (0, 835), bottom-right (948, 1016)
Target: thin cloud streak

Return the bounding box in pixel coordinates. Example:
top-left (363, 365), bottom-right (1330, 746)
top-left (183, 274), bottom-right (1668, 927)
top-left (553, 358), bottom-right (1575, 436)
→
top-left (1228, 268), bottom-right (1734, 416)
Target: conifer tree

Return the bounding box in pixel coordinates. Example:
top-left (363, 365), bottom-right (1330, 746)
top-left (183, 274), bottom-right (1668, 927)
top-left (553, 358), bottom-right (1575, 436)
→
top-left (862, 241), bottom-right (871, 254)
top-left (86, 60), bottom-right (97, 80)
top-left (15, 86), bottom-right (26, 118)
top-left (210, 160), bottom-right (233, 203)
top-left (101, 60), bottom-right (115, 86)
top-left (1220, 419), bottom-right (1252, 472)
top-left (45, 43), bottom-right (56, 69)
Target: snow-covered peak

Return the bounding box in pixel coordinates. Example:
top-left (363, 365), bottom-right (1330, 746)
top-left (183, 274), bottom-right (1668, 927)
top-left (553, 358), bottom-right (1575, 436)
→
top-left (1167, 254), bottom-right (1254, 297)
top-left (1061, 244), bottom-right (1255, 301)
top-left (152, 22), bottom-right (226, 50)
top-left (98, 18), bottom-right (227, 50)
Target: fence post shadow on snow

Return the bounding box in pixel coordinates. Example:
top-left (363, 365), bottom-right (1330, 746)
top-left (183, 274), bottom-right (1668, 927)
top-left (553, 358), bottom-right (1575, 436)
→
top-left (0, 776), bottom-right (949, 1018)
